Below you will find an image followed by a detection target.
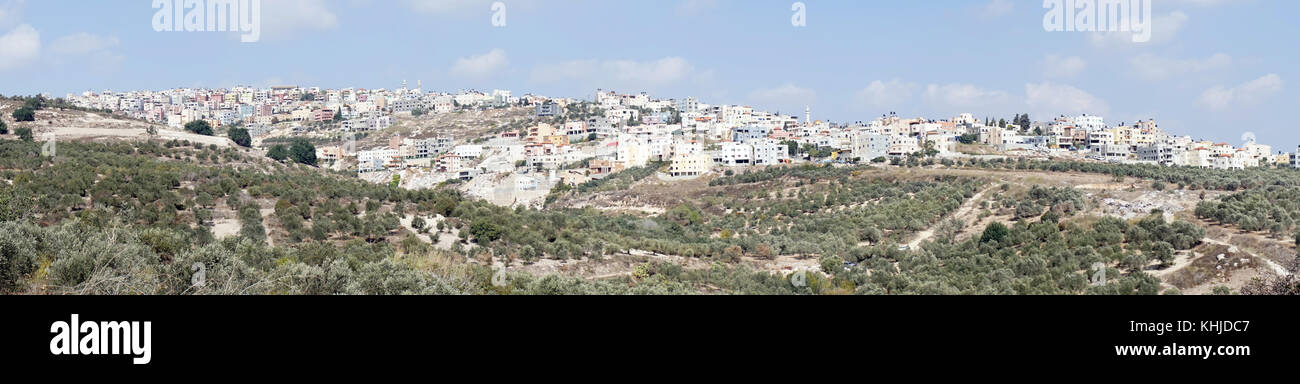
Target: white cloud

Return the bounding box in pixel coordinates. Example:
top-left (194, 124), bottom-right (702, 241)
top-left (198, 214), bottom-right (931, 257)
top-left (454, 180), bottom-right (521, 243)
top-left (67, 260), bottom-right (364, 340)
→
top-left (47, 33), bottom-right (123, 73)
top-left (1025, 82), bottom-right (1110, 117)
top-left (260, 0), bottom-right (339, 40)
top-left (924, 83), bottom-right (1012, 110)
top-left (1130, 53), bottom-right (1231, 80)
top-left (48, 33), bottom-right (118, 56)
top-left (1198, 74), bottom-right (1284, 111)
top-left (1043, 55), bottom-right (1087, 78)
top-left (0, 23), bottom-right (39, 71)
top-left (855, 79), bottom-right (917, 110)
top-left (450, 49), bottom-right (508, 78)
top-left (531, 57), bottom-right (697, 90)
top-left (981, 0), bottom-right (1013, 18)
top-left (1090, 11), bottom-right (1187, 47)
top-left (748, 83), bottom-right (816, 111)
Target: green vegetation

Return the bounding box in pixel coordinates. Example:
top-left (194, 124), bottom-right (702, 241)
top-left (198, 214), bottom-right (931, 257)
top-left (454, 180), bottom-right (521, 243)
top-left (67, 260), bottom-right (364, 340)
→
top-left (11, 107), bottom-right (35, 122)
top-left (15, 127), bottom-right (32, 142)
top-left (980, 222), bottom-right (1009, 244)
top-left (534, 165), bottom-right (985, 262)
top-left (289, 139), bottom-right (317, 166)
top-left (827, 213), bottom-right (1203, 295)
top-left (267, 144), bottom-right (289, 162)
top-left (573, 162), bottom-right (663, 194)
top-left (185, 120), bottom-right (214, 136)
top-left (1195, 186), bottom-right (1300, 237)
top-left (0, 140), bottom-right (821, 295)
top-left (0, 139), bottom-right (1268, 295)
top-left (228, 127), bottom-right (252, 148)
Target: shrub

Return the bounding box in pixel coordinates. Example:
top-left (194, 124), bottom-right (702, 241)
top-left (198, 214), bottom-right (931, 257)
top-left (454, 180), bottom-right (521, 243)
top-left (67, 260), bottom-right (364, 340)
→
top-left (980, 222), bottom-right (1009, 244)
top-left (15, 127), bottom-right (33, 142)
top-left (11, 107), bottom-right (35, 122)
top-left (289, 139), bottom-right (317, 166)
top-left (228, 127), bottom-right (252, 147)
top-left (184, 120), bottom-right (214, 136)
top-left (267, 144), bottom-right (289, 161)
top-left (469, 222), bottom-right (502, 243)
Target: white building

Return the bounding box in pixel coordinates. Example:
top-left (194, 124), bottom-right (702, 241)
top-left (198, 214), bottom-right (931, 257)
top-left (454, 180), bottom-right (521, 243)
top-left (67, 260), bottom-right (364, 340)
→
top-left (453, 145), bottom-right (484, 159)
top-left (717, 142), bottom-right (754, 166)
top-left (358, 148), bottom-right (398, 170)
top-left (852, 132), bottom-right (890, 161)
top-left (1074, 114), bottom-right (1106, 132)
top-left (751, 139), bottom-right (790, 165)
top-left (887, 136), bottom-right (920, 157)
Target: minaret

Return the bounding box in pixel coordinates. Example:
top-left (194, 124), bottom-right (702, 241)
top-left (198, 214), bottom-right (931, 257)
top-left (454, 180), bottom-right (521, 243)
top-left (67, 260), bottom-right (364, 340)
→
top-left (805, 106), bottom-right (811, 124)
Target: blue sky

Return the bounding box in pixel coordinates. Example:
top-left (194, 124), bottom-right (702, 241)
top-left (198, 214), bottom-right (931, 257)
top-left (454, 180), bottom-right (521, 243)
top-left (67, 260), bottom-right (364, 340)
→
top-left (1, 0), bottom-right (1295, 149)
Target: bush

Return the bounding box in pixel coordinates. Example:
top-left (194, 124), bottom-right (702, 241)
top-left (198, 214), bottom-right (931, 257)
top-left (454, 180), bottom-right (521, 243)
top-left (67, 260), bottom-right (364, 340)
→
top-left (980, 222), bottom-right (1009, 244)
top-left (469, 222), bottom-right (502, 243)
top-left (228, 127), bottom-right (251, 147)
top-left (11, 107), bottom-right (35, 122)
top-left (184, 120), bottom-right (214, 136)
top-left (15, 127), bottom-right (32, 142)
top-left (289, 139), bottom-right (317, 166)
top-left (267, 144), bottom-right (289, 161)
top-left (0, 222), bottom-right (40, 292)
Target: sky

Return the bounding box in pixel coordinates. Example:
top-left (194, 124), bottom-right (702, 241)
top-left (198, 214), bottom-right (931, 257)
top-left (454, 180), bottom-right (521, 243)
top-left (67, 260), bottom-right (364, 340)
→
top-left (0, 0), bottom-right (1296, 149)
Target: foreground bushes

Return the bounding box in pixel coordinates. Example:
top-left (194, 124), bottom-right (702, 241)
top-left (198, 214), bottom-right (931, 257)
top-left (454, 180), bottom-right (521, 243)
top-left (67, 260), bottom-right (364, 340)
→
top-left (1196, 186), bottom-right (1300, 236)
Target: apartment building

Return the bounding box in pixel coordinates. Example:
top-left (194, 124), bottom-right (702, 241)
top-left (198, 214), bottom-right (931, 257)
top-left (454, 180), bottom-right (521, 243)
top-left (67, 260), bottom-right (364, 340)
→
top-left (751, 139), bottom-right (791, 165)
top-left (852, 132), bottom-right (890, 161)
top-left (668, 153), bottom-right (713, 177)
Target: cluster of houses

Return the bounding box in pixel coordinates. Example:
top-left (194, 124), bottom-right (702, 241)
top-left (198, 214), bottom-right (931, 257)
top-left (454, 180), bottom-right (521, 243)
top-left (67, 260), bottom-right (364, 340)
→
top-left (978, 114), bottom-right (1277, 170)
top-left (346, 88), bottom-right (1294, 186)
top-left (63, 82), bottom-right (533, 138)
top-left (62, 83), bottom-right (1300, 191)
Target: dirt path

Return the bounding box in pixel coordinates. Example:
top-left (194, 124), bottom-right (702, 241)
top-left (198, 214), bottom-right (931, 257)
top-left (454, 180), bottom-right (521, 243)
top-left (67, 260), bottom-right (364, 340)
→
top-left (41, 126), bottom-right (232, 147)
top-left (905, 186), bottom-right (993, 250)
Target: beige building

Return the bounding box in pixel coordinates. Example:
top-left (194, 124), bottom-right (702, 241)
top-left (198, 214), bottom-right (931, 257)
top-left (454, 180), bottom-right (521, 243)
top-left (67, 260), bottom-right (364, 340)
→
top-left (668, 153), bottom-right (713, 177)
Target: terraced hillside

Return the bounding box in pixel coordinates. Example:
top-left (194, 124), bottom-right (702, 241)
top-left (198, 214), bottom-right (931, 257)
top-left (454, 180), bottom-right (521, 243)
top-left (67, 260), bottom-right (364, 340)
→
top-left (1, 136), bottom-right (1296, 295)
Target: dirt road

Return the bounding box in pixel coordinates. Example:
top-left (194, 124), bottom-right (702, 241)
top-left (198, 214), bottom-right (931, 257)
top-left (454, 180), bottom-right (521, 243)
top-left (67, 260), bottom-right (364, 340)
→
top-left (906, 186), bottom-right (993, 250)
top-left (41, 126), bottom-right (232, 147)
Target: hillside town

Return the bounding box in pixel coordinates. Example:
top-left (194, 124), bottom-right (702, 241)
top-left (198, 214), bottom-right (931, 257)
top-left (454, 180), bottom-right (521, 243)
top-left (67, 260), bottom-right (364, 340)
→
top-left (59, 83), bottom-right (1296, 206)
